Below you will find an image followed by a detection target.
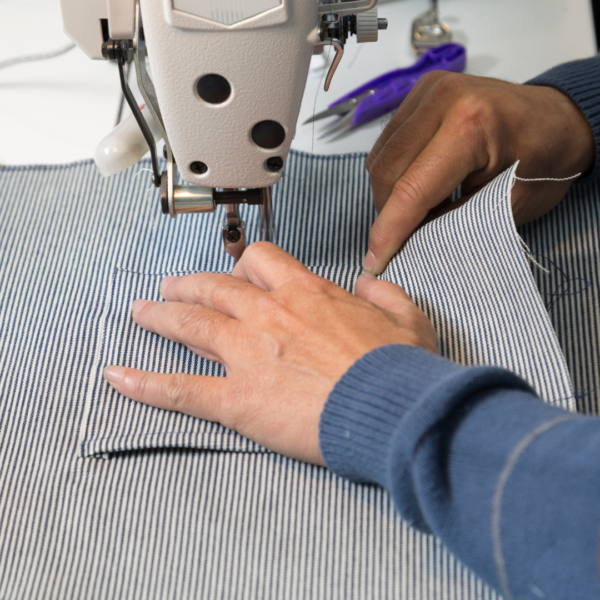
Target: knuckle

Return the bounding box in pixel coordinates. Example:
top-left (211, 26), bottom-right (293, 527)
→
top-left (257, 292), bottom-right (291, 316)
top-left (397, 308), bottom-right (439, 351)
top-left (430, 71), bottom-right (464, 96)
top-left (241, 241), bottom-right (272, 264)
top-left (451, 96), bottom-right (497, 144)
top-left (311, 276), bottom-right (334, 294)
top-left (200, 312), bottom-right (224, 342)
top-left (217, 382), bottom-right (251, 431)
top-left (173, 307), bottom-right (197, 336)
top-left (206, 281), bottom-right (230, 310)
top-left (176, 307), bottom-right (223, 343)
top-left (369, 215), bottom-right (391, 248)
top-left (131, 370), bottom-right (151, 398)
top-left (391, 174), bottom-right (428, 209)
top-left (367, 155), bottom-right (395, 186)
top-left (165, 372), bottom-right (191, 411)
top-left (454, 96), bottom-right (489, 124)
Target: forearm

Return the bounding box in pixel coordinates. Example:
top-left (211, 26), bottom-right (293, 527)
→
top-left (527, 54), bottom-right (600, 183)
top-left (320, 345), bottom-right (600, 598)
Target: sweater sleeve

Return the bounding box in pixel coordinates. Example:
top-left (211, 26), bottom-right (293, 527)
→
top-left (526, 54), bottom-right (600, 183)
top-left (319, 344), bottom-right (600, 599)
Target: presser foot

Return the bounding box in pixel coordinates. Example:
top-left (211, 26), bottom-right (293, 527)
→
top-left (222, 204), bottom-right (246, 262)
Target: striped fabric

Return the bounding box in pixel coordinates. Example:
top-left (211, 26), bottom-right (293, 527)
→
top-left (382, 164), bottom-right (573, 409)
top-left (0, 151), bottom-right (586, 599)
top-left (519, 183), bottom-right (600, 416)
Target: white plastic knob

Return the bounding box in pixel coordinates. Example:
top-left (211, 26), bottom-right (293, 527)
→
top-left (94, 105), bottom-right (163, 178)
top-left (356, 7), bottom-right (379, 43)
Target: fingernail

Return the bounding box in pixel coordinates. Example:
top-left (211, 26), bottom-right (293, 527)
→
top-left (160, 277), bottom-right (174, 298)
top-left (131, 299), bottom-right (148, 316)
top-left (362, 250), bottom-right (377, 275)
top-left (104, 366), bottom-right (126, 385)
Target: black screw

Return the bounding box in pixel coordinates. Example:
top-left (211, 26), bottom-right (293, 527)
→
top-left (226, 228), bottom-right (241, 243)
top-left (190, 161), bottom-right (208, 175)
top-left (266, 157), bottom-right (284, 172)
top-left (163, 145), bottom-right (168, 159)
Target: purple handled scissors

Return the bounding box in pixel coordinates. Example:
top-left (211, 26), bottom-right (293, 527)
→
top-left (304, 43), bottom-right (466, 141)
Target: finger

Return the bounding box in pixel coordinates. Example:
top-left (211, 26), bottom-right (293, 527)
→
top-left (366, 71), bottom-right (446, 170)
top-left (132, 299), bottom-right (236, 363)
top-left (160, 272), bottom-right (264, 319)
top-left (368, 107), bottom-right (443, 213)
top-left (232, 241), bottom-right (315, 291)
top-left (355, 272), bottom-right (414, 314)
top-left (421, 194), bottom-right (470, 225)
top-left (104, 366), bottom-right (228, 423)
top-left (365, 125), bottom-right (486, 275)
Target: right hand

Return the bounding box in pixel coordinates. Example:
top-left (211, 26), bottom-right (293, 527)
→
top-left (104, 243), bottom-right (438, 466)
top-left (364, 72), bottom-right (596, 275)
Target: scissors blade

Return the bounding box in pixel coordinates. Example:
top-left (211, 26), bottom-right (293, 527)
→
top-left (303, 97), bottom-right (360, 125)
top-left (324, 123), bottom-right (356, 142)
top-left (317, 110), bottom-right (357, 139)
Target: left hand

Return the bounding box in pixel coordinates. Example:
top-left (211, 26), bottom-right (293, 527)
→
top-left (364, 73), bottom-right (595, 275)
top-left (104, 243), bottom-right (438, 465)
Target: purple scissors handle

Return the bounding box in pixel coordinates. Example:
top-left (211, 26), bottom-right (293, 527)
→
top-left (333, 43), bottom-right (466, 127)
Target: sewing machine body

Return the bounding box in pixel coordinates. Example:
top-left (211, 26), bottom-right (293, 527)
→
top-left (59, 0), bottom-right (385, 256)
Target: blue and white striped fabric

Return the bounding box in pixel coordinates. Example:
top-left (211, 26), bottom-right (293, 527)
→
top-left (519, 184), bottom-right (600, 416)
top-left (0, 151), bottom-right (586, 599)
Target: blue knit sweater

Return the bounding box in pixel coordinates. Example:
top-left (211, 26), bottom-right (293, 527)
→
top-left (319, 54), bottom-right (600, 599)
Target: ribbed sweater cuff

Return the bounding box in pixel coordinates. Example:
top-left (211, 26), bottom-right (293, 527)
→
top-left (319, 345), bottom-right (533, 528)
top-left (526, 55), bottom-right (600, 183)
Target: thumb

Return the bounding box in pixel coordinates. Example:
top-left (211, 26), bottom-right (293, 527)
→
top-left (355, 272), bottom-right (415, 314)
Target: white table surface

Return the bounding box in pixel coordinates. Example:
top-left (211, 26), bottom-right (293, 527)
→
top-left (0, 0), bottom-right (596, 165)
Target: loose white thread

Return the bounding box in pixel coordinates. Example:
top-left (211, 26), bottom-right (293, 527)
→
top-left (135, 168), bottom-right (155, 177)
top-left (135, 168), bottom-right (160, 234)
top-left (514, 173), bottom-right (581, 182)
top-left (518, 237), bottom-right (550, 275)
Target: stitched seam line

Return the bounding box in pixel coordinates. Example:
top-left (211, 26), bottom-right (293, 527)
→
top-left (492, 414), bottom-right (573, 600)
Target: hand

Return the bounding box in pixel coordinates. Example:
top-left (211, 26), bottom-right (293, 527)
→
top-left (364, 72), bottom-right (595, 275)
top-left (103, 243), bottom-right (438, 465)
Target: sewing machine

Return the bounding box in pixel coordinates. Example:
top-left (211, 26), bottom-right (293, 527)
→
top-left (59, 0), bottom-right (387, 259)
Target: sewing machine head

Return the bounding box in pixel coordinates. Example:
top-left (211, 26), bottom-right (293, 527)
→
top-left (60, 0), bottom-right (387, 259)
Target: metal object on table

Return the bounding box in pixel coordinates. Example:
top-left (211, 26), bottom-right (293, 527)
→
top-left (411, 0), bottom-right (452, 55)
top-left (304, 43), bottom-right (466, 141)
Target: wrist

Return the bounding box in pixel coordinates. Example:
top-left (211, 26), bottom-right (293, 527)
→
top-left (545, 85), bottom-right (595, 175)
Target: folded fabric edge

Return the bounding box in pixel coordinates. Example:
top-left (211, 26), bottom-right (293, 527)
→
top-left (500, 162), bottom-right (576, 412)
top-left (382, 162), bottom-right (575, 412)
